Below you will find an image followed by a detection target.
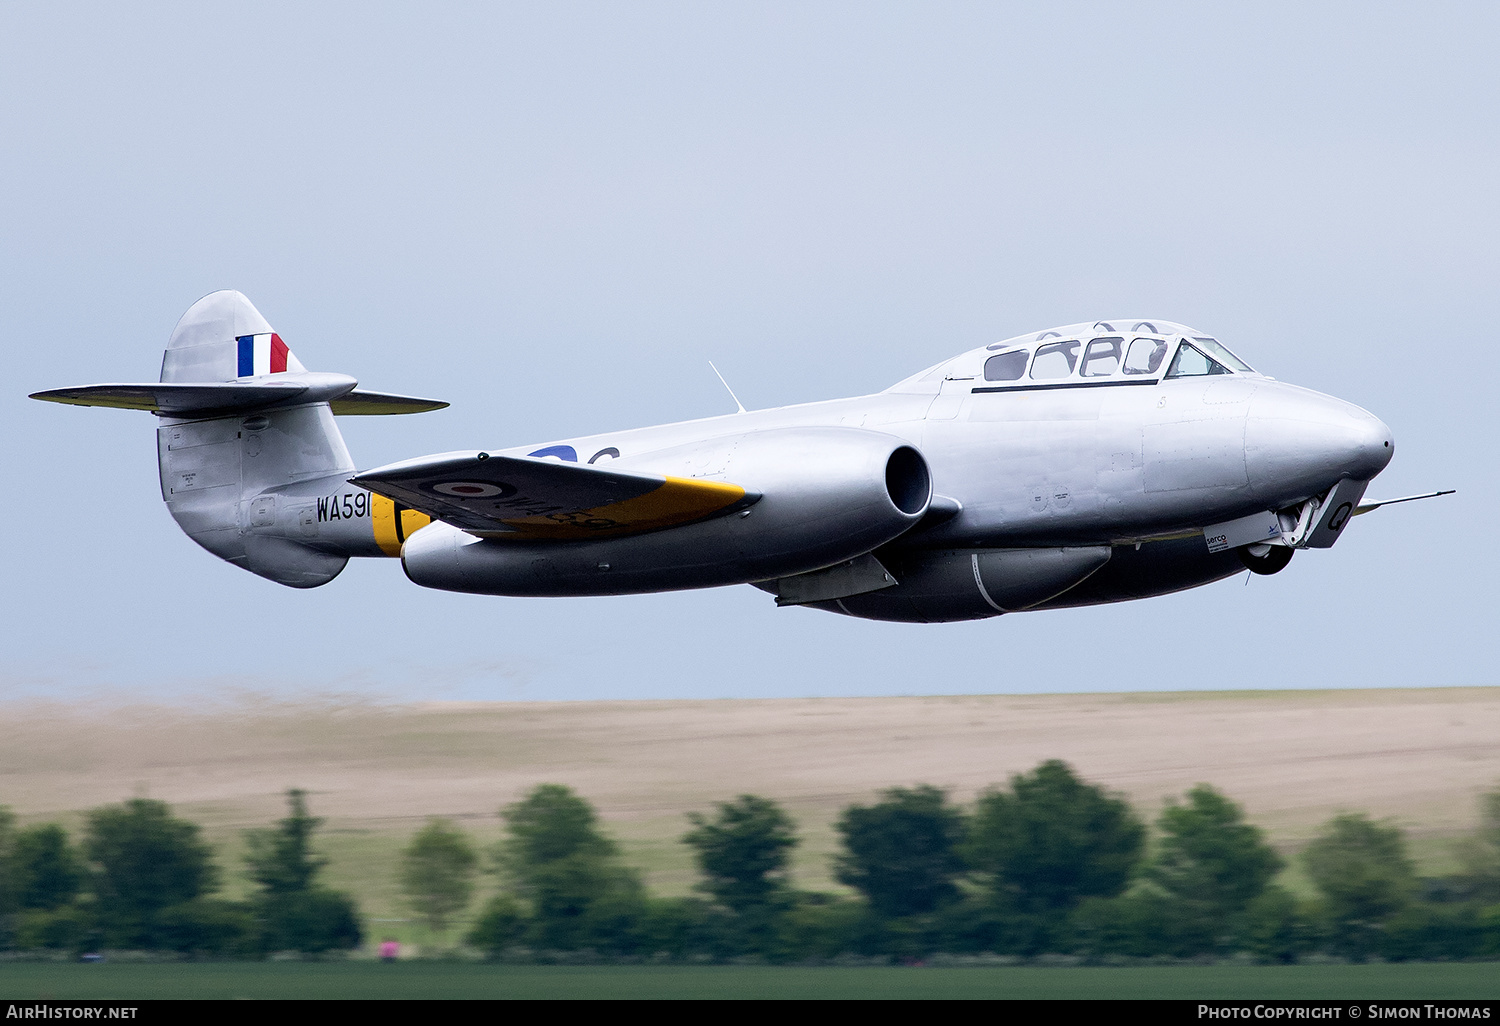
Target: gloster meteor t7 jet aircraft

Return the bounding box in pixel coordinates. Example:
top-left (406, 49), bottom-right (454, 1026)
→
top-left (32, 291), bottom-right (1449, 622)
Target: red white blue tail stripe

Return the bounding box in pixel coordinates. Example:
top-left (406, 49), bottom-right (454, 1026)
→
top-left (236, 333), bottom-right (305, 377)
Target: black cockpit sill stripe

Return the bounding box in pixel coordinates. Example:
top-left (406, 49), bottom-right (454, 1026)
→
top-left (971, 378), bottom-right (1162, 394)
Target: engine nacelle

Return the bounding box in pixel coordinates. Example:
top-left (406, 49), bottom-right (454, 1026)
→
top-left (400, 427), bottom-right (932, 596)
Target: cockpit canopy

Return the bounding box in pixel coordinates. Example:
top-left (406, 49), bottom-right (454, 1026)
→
top-left (888, 319), bottom-right (1257, 393)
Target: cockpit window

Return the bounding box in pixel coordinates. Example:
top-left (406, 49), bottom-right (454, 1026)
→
top-left (1030, 340), bottom-right (1080, 379)
top-left (983, 349), bottom-right (1028, 381)
top-left (1192, 337), bottom-right (1254, 373)
top-left (1080, 337), bottom-right (1123, 377)
top-left (1123, 337), bottom-right (1168, 375)
top-left (1165, 341), bottom-right (1231, 378)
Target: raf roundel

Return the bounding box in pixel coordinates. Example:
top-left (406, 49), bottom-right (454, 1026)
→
top-left (428, 480), bottom-right (514, 499)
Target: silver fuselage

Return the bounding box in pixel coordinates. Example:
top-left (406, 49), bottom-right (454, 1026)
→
top-left (486, 372), bottom-right (1390, 552)
top-left (375, 344), bottom-right (1389, 621)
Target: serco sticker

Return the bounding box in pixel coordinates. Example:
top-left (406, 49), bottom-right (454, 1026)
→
top-left (428, 480), bottom-right (514, 498)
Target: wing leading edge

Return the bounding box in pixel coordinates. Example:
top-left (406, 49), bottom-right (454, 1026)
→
top-left (351, 451), bottom-right (758, 541)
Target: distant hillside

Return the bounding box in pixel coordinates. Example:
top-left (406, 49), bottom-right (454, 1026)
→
top-left (2, 687), bottom-right (1496, 924)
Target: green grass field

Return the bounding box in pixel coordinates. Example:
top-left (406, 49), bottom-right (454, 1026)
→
top-left (0, 962), bottom-right (1497, 1000)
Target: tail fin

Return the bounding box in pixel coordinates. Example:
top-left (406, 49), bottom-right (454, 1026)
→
top-left (160, 289), bottom-right (302, 381)
top-left (31, 290), bottom-right (446, 588)
top-left (158, 291), bottom-right (355, 586)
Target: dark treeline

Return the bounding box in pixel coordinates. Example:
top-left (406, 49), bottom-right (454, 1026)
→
top-left (453, 765), bottom-right (1500, 966)
top-left (0, 790), bottom-right (359, 957)
top-left (4, 763), bottom-right (1500, 962)
top-left (460, 762), bottom-right (1500, 964)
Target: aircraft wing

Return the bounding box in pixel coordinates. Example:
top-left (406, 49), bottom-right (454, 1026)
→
top-left (350, 451), bottom-right (758, 540)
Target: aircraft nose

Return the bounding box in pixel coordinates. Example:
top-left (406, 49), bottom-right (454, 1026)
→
top-left (1246, 385), bottom-right (1394, 504)
top-left (1349, 410), bottom-right (1395, 480)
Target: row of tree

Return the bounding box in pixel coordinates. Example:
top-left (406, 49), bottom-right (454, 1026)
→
top-left (3, 762), bottom-right (1499, 961)
top-left (0, 791), bottom-right (359, 956)
top-left (446, 763), bottom-right (1500, 963)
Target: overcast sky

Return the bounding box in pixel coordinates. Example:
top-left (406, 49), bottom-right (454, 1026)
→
top-left (2, 2), bottom-right (1493, 703)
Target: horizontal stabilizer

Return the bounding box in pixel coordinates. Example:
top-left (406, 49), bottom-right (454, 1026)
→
top-left (31, 376), bottom-right (446, 417)
top-left (328, 390), bottom-right (449, 415)
top-left (352, 451), bottom-right (758, 540)
top-left (31, 381), bottom-right (311, 413)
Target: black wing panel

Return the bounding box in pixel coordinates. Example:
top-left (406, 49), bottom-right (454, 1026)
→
top-left (351, 452), bottom-right (756, 539)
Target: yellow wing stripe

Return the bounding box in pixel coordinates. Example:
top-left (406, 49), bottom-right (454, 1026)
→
top-left (487, 476), bottom-right (748, 541)
top-left (372, 494), bottom-right (433, 556)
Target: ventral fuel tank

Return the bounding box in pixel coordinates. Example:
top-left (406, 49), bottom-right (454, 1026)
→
top-left (810, 546), bottom-right (1114, 623)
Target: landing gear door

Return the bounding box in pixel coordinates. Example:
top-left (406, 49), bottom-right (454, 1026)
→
top-left (1304, 478), bottom-right (1369, 549)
